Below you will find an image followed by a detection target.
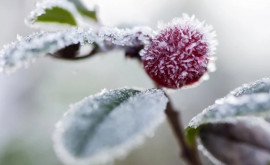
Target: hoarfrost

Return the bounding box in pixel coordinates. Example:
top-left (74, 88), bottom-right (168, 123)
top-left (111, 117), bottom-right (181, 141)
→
top-left (141, 14), bottom-right (218, 89)
top-left (229, 78), bottom-right (270, 97)
top-left (0, 26), bottom-right (155, 74)
top-left (157, 14), bottom-right (218, 57)
top-left (53, 88), bottom-right (168, 165)
top-left (98, 26), bottom-right (153, 47)
top-left (188, 78), bottom-right (270, 129)
top-left (188, 93), bottom-right (270, 129)
top-left (0, 28), bottom-right (95, 73)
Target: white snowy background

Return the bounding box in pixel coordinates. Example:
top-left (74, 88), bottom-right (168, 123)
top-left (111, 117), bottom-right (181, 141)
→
top-left (0, 0), bottom-right (270, 165)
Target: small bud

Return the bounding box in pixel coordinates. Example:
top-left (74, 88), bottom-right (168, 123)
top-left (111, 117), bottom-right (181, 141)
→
top-left (141, 14), bottom-right (217, 89)
top-left (199, 117), bottom-right (270, 165)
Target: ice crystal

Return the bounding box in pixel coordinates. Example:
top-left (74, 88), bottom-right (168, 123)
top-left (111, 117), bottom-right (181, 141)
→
top-left (141, 14), bottom-right (218, 89)
top-left (186, 78), bottom-right (270, 146)
top-left (0, 28), bottom-right (95, 73)
top-left (98, 26), bottom-right (153, 49)
top-left (188, 93), bottom-right (270, 129)
top-left (53, 88), bottom-right (168, 165)
top-left (229, 78), bottom-right (270, 97)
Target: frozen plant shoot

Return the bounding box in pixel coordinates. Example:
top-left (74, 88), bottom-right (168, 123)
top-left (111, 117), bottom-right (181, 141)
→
top-left (1, 0), bottom-right (270, 165)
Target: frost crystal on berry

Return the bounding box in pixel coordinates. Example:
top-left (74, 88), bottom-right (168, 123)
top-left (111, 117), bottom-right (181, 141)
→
top-left (141, 14), bottom-right (217, 89)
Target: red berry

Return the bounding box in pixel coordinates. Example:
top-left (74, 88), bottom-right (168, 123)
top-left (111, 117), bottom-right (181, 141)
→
top-left (141, 14), bottom-right (217, 89)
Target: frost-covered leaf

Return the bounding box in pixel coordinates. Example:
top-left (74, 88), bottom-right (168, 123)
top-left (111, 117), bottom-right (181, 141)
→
top-left (26, 0), bottom-right (97, 27)
top-left (186, 78), bottom-right (270, 164)
top-left (0, 28), bottom-right (95, 73)
top-left (200, 117), bottom-right (270, 165)
top-left (53, 88), bottom-right (168, 165)
top-left (185, 78), bottom-right (270, 146)
top-left (0, 26), bottom-right (153, 74)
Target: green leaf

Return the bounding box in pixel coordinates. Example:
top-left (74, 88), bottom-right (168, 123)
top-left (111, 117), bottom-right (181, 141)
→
top-left (68, 0), bottom-right (97, 21)
top-left (0, 28), bottom-right (95, 73)
top-left (36, 7), bottom-right (77, 26)
top-left (53, 88), bottom-right (168, 165)
top-left (185, 78), bottom-right (270, 146)
top-left (26, 0), bottom-right (97, 27)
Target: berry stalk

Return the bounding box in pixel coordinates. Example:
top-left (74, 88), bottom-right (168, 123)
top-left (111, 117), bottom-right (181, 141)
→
top-left (158, 86), bottom-right (202, 165)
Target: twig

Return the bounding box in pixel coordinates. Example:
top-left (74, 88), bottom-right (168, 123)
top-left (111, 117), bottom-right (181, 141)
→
top-left (157, 86), bottom-right (202, 165)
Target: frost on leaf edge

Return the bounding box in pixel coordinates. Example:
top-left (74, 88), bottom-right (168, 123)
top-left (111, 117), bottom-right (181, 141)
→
top-left (25, 0), bottom-right (98, 28)
top-left (0, 28), bottom-right (95, 74)
top-left (53, 88), bottom-right (168, 165)
top-left (185, 78), bottom-right (270, 146)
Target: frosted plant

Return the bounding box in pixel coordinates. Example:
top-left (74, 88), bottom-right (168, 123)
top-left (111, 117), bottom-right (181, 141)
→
top-left (186, 78), bottom-right (270, 165)
top-left (0, 27), bottom-right (153, 73)
top-left (1, 1), bottom-right (269, 165)
top-left (98, 26), bottom-right (153, 47)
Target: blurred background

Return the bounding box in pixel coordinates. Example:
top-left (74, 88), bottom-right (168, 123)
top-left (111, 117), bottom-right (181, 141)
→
top-left (0, 0), bottom-right (270, 164)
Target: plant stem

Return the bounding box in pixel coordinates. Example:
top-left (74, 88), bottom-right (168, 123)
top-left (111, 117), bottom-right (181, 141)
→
top-left (160, 88), bottom-right (202, 165)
